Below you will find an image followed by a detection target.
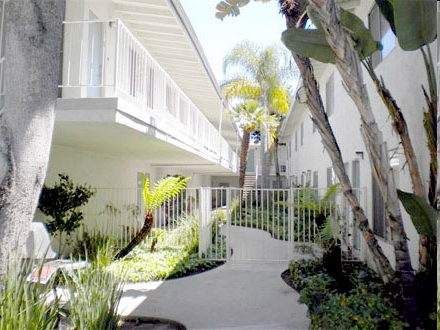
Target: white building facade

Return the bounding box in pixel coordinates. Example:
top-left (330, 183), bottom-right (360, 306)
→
top-left (46, 0), bottom-right (240, 192)
top-left (278, 0), bottom-right (436, 269)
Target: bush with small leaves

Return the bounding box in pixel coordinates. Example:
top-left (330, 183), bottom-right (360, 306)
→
top-left (38, 174), bottom-right (95, 254)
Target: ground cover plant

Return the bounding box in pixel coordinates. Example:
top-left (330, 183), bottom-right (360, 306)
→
top-left (108, 212), bottom-right (223, 282)
top-left (0, 248), bottom-right (122, 330)
top-left (286, 258), bottom-right (407, 330)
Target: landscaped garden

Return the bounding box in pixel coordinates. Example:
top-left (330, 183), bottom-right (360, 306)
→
top-left (1, 174), bottom-right (436, 330)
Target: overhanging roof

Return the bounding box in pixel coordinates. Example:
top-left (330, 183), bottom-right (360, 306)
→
top-left (112, 0), bottom-right (238, 149)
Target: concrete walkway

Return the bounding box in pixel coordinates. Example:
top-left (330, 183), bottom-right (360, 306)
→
top-left (118, 226), bottom-right (310, 330)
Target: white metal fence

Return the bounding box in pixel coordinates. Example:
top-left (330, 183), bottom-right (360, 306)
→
top-left (59, 19), bottom-right (237, 172)
top-left (79, 187), bottom-right (364, 261)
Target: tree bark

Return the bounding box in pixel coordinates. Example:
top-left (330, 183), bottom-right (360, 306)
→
top-left (295, 55), bottom-right (395, 281)
top-left (307, 0), bottom-right (418, 324)
top-left (238, 129), bottom-right (251, 188)
top-left (0, 0), bottom-right (65, 278)
top-left (260, 131), bottom-right (271, 188)
top-left (114, 213), bottom-right (154, 260)
top-left (281, 0), bottom-right (394, 281)
top-left (365, 63), bottom-right (425, 198)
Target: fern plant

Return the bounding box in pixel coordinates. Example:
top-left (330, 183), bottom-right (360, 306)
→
top-left (114, 175), bottom-right (190, 260)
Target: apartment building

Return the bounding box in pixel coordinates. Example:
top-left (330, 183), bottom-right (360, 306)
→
top-left (45, 0), bottom-right (239, 192)
top-left (278, 0), bottom-right (436, 269)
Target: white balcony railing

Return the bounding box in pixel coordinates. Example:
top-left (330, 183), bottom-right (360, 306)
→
top-left (60, 19), bottom-right (237, 171)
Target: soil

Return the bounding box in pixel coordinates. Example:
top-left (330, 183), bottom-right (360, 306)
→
top-left (119, 317), bottom-right (186, 330)
top-left (281, 268), bottom-right (295, 289)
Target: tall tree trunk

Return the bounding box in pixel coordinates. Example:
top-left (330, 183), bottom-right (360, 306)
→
top-left (293, 55), bottom-right (395, 281)
top-left (114, 213), bottom-right (154, 260)
top-left (307, 0), bottom-right (418, 324)
top-left (281, 0), bottom-right (394, 281)
top-left (274, 138), bottom-right (281, 188)
top-left (260, 130), bottom-right (271, 188)
top-left (238, 129), bottom-right (251, 188)
top-left (0, 0), bottom-right (65, 279)
top-left (364, 60), bottom-right (435, 272)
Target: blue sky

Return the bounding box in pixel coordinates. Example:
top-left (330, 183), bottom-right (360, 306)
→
top-left (180, 0), bottom-right (287, 82)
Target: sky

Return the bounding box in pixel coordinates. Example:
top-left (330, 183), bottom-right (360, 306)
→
top-left (180, 0), bottom-right (287, 83)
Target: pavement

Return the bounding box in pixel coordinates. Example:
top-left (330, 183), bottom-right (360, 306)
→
top-left (118, 226), bottom-right (311, 330)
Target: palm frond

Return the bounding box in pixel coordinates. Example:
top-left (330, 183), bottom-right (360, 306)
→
top-left (143, 176), bottom-right (190, 213)
top-left (269, 87), bottom-right (290, 115)
top-left (222, 41), bottom-right (261, 77)
top-left (222, 79), bottom-right (261, 100)
top-left (321, 183), bottom-right (341, 205)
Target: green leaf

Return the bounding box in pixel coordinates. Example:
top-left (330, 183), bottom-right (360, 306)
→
top-left (339, 9), bottom-right (382, 60)
top-left (393, 0), bottom-right (437, 51)
top-left (283, 8), bottom-right (381, 63)
top-left (281, 28), bottom-right (336, 64)
top-left (375, 0), bottom-right (396, 34)
top-left (397, 189), bottom-right (436, 237)
top-left (215, 0), bottom-right (251, 20)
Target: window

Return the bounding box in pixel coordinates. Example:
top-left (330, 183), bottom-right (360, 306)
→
top-left (295, 131), bottom-right (298, 151)
top-left (300, 122), bottom-right (304, 146)
top-left (179, 98), bottom-right (188, 125)
top-left (351, 160), bottom-right (361, 249)
top-left (313, 171), bottom-right (318, 188)
top-left (372, 175), bottom-right (386, 238)
top-left (369, 4), bottom-right (395, 67)
top-left (280, 165), bottom-right (286, 173)
top-left (325, 73), bottom-right (334, 116)
top-left (291, 175), bottom-right (297, 186)
top-left (128, 47), bottom-right (138, 97)
top-left (326, 167), bottom-right (335, 188)
top-left (246, 150), bottom-right (255, 172)
top-left (147, 67), bottom-right (155, 108)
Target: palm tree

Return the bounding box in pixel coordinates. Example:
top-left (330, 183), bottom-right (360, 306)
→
top-left (114, 176), bottom-right (190, 260)
top-left (226, 100), bottom-right (279, 188)
top-left (222, 41), bottom-right (292, 188)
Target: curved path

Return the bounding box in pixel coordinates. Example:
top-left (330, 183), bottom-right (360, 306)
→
top-left (118, 226), bottom-right (310, 330)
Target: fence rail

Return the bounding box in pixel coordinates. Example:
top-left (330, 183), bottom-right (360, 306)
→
top-left (80, 187), bottom-right (364, 261)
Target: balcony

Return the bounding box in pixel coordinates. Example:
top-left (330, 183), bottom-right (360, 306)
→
top-left (57, 19), bottom-right (237, 173)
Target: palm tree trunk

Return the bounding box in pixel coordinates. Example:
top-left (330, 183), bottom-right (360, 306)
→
top-left (274, 138), bottom-right (281, 188)
top-left (281, 0), bottom-right (394, 281)
top-left (0, 0), bottom-right (65, 278)
top-left (239, 129), bottom-right (251, 188)
top-left (260, 131), bottom-right (271, 188)
top-left (307, 0), bottom-right (418, 324)
top-left (114, 213), bottom-right (154, 260)
top-left (294, 55), bottom-right (395, 281)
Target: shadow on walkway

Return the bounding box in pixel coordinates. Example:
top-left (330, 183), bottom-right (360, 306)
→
top-left (118, 226), bottom-right (310, 330)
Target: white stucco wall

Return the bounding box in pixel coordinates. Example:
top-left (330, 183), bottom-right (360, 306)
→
top-left (284, 0), bottom-right (433, 270)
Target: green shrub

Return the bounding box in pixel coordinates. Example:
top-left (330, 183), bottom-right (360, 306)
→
top-left (168, 253), bottom-right (221, 279)
top-left (73, 231), bottom-right (116, 266)
top-left (167, 212), bottom-right (199, 253)
top-left (290, 258), bottom-right (405, 329)
top-left (310, 288), bottom-right (407, 330)
top-left (62, 263), bottom-right (122, 330)
top-left (299, 272), bottom-right (335, 314)
top-left (289, 258), bottom-right (324, 290)
top-left (38, 173), bottom-right (95, 255)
